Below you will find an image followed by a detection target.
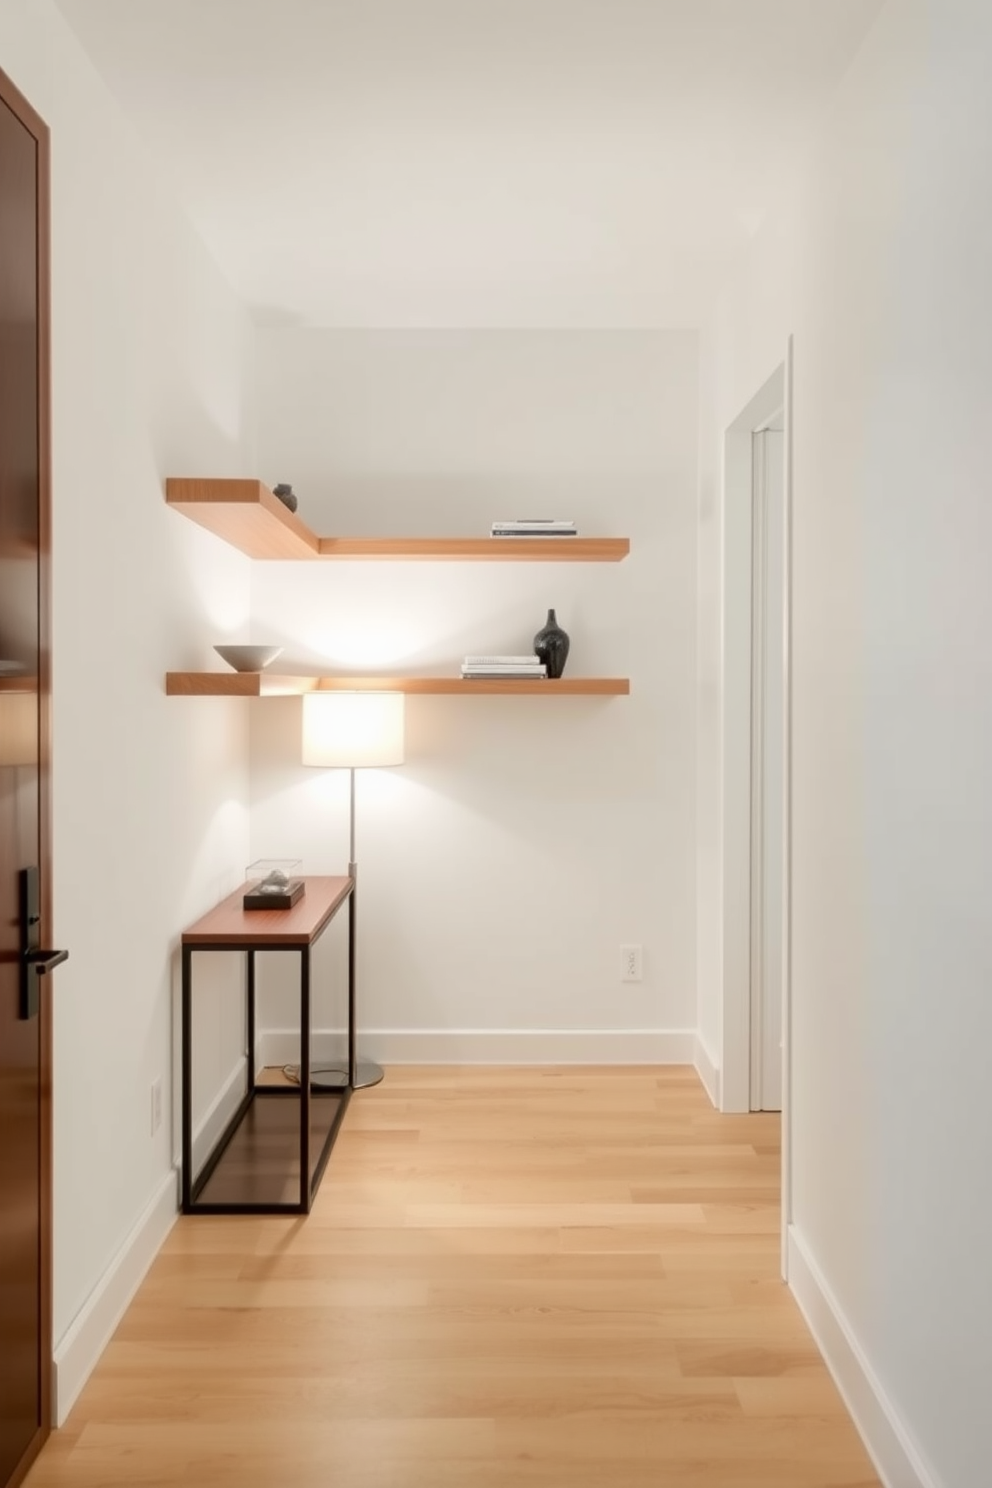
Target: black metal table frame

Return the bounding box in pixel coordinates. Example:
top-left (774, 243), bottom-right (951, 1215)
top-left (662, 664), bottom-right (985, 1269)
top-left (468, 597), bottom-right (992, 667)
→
top-left (181, 881), bottom-right (355, 1215)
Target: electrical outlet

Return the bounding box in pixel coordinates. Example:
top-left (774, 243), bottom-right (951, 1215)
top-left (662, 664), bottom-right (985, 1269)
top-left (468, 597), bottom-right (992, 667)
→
top-left (150, 1077), bottom-right (162, 1136)
top-left (620, 944), bottom-right (643, 982)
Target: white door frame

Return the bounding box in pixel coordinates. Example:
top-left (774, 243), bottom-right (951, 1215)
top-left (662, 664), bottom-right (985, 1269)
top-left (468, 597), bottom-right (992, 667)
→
top-left (720, 343), bottom-right (794, 1275)
top-left (750, 423), bottom-right (785, 1112)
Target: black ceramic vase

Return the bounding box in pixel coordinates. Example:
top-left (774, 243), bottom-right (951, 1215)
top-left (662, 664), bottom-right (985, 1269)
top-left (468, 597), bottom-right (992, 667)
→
top-left (273, 482), bottom-right (298, 513)
top-left (534, 608), bottom-right (570, 678)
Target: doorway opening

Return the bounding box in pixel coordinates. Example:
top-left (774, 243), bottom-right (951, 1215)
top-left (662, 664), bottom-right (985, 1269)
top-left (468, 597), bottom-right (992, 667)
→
top-left (719, 350), bottom-right (793, 1271)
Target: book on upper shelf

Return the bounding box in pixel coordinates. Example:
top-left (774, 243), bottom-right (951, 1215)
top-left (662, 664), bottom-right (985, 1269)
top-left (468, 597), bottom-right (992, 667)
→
top-left (491, 519), bottom-right (575, 528)
top-left (461, 663), bottom-right (548, 678)
top-left (463, 654), bottom-right (543, 666)
top-left (491, 520), bottom-right (577, 537)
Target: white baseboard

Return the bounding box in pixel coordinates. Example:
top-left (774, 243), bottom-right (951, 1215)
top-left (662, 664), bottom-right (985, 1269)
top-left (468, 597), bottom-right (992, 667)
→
top-left (693, 1035), bottom-right (721, 1107)
top-left (261, 1029), bottom-right (349, 1070)
top-left (191, 1057), bottom-right (248, 1174)
top-left (787, 1227), bottom-right (939, 1488)
top-left (260, 1027), bottom-right (696, 1066)
top-left (53, 1169), bottom-right (178, 1426)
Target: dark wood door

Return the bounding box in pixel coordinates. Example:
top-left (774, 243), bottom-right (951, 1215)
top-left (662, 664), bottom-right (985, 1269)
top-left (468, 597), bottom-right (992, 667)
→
top-left (0, 66), bottom-right (52, 1488)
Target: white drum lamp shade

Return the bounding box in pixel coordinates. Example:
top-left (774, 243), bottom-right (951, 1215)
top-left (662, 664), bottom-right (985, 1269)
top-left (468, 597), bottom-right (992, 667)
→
top-left (302, 691), bottom-right (405, 769)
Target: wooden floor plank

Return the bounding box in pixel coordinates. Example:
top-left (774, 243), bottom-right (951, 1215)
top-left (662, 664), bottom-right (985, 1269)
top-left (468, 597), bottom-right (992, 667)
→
top-left (26, 1066), bottom-right (880, 1488)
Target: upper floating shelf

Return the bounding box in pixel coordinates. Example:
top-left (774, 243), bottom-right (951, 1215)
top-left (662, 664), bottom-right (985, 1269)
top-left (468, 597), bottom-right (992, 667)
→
top-left (166, 674), bottom-right (630, 697)
top-left (166, 479), bottom-right (629, 563)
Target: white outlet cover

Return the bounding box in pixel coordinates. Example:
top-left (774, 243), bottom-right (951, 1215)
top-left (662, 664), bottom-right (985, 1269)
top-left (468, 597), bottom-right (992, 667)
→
top-left (620, 945), bottom-right (643, 982)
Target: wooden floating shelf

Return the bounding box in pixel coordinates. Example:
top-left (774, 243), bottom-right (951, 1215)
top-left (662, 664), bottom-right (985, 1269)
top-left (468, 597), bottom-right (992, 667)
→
top-left (166, 673), bottom-right (630, 697)
top-left (166, 479), bottom-right (629, 562)
top-left (166, 673), bottom-right (322, 697)
top-left (315, 537), bottom-right (630, 562)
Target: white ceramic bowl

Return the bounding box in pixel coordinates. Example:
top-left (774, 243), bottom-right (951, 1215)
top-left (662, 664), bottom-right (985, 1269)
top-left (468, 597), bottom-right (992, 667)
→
top-left (213, 645), bottom-right (284, 673)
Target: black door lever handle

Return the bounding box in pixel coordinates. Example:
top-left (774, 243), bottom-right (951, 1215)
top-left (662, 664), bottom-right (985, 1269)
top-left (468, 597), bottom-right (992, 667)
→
top-left (20, 947), bottom-right (68, 1018)
top-left (26, 948), bottom-right (69, 974)
top-left (19, 867), bottom-right (69, 1019)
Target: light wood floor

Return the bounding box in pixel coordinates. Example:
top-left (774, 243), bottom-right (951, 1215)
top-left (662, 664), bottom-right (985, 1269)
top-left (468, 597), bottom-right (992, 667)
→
top-left (27, 1067), bottom-right (880, 1487)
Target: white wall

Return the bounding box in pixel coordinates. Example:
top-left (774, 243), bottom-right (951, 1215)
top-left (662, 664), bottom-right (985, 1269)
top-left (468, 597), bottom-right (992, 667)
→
top-left (699, 1), bottom-right (992, 1482)
top-left (249, 329), bottom-right (699, 1061)
top-left (0, 0), bottom-right (255, 1413)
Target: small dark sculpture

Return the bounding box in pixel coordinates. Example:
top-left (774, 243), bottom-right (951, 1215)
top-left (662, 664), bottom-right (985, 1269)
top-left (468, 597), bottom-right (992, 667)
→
top-left (273, 482), bottom-right (298, 513)
top-left (534, 608), bottom-right (570, 678)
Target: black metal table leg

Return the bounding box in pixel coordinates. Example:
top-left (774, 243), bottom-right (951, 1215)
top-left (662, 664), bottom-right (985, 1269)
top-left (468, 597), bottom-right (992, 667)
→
top-left (246, 948), bottom-right (256, 1090)
top-left (348, 878), bottom-right (357, 1087)
top-left (300, 944), bottom-right (311, 1212)
top-left (181, 945), bottom-right (193, 1212)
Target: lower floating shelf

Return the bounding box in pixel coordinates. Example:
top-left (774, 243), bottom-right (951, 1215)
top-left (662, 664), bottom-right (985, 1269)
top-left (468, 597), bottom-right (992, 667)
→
top-left (166, 673), bottom-right (630, 697)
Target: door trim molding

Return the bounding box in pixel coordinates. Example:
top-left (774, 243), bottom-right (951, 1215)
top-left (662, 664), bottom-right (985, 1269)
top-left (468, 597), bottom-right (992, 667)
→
top-left (781, 335), bottom-right (795, 1271)
top-left (749, 427), bottom-right (769, 1108)
top-left (0, 61), bottom-right (52, 1488)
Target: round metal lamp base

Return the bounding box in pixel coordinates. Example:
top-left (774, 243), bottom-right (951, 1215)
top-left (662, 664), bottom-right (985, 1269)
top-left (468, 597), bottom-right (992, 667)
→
top-left (351, 1059), bottom-right (385, 1090)
top-left (294, 1059), bottom-right (385, 1092)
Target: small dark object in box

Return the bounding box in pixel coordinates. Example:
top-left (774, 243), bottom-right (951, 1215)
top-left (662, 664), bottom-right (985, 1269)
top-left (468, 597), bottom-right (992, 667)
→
top-left (243, 878), bottom-right (306, 910)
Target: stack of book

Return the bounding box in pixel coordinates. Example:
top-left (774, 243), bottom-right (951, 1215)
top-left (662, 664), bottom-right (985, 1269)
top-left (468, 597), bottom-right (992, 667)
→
top-left (490, 519), bottom-right (577, 538)
top-left (461, 654), bottom-right (547, 680)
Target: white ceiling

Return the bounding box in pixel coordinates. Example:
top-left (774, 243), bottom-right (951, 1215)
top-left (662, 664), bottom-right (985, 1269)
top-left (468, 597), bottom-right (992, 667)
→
top-left (55, 0), bottom-right (883, 328)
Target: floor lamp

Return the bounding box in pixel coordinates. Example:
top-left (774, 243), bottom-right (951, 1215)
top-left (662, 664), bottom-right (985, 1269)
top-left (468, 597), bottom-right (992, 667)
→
top-left (301, 690), bottom-right (405, 1090)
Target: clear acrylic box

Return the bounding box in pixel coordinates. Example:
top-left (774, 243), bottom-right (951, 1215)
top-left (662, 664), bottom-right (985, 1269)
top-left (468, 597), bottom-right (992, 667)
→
top-left (243, 859), bottom-right (304, 910)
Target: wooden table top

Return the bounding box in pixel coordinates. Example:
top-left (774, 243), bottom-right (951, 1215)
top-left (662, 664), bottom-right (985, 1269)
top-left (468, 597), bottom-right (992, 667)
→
top-left (181, 875), bottom-right (353, 947)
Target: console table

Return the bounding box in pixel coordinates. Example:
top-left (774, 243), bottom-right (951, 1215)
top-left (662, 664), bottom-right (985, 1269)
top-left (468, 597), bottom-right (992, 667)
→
top-left (181, 874), bottom-right (354, 1214)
